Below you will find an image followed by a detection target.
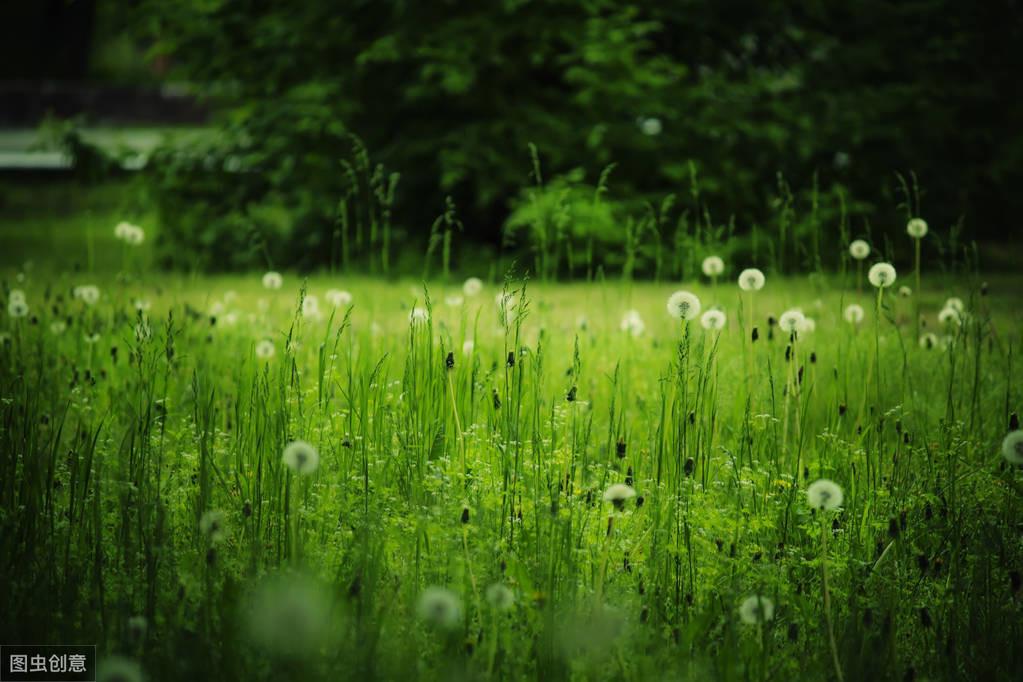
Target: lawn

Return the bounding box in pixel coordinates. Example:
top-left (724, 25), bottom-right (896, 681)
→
top-left (2, 219), bottom-right (1022, 682)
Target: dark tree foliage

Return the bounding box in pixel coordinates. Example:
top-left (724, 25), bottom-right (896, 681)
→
top-left (137, 0), bottom-right (1023, 272)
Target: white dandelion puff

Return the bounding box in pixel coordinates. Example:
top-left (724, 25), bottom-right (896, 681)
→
top-left (938, 307), bottom-right (962, 326)
top-left (282, 440), bottom-right (319, 475)
top-left (262, 271), bottom-right (283, 290)
top-left (867, 262), bottom-right (897, 289)
top-left (844, 304), bottom-right (865, 325)
top-left (199, 510), bottom-right (227, 543)
top-left (417, 586), bottom-right (463, 629)
top-left (918, 332), bottom-right (939, 350)
top-left (667, 290), bottom-right (701, 321)
top-left (848, 240), bottom-right (870, 260)
top-left (74, 285), bottom-right (101, 305)
top-left (410, 307), bottom-right (430, 323)
top-left (462, 339), bottom-right (475, 356)
top-left (639, 116), bottom-right (662, 136)
top-left (463, 277), bottom-right (483, 297)
top-left (944, 297), bottom-right (965, 313)
top-left (1001, 431), bottom-right (1023, 465)
top-left (898, 286), bottom-right (913, 298)
top-left (806, 479), bottom-right (844, 510)
top-left (603, 483), bottom-right (637, 509)
top-left (255, 339), bottom-right (275, 360)
top-left (485, 583), bottom-right (516, 611)
top-left (907, 218), bottom-right (928, 238)
top-left (797, 317), bottom-right (816, 334)
top-left (302, 295), bottom-right (321, 319)
top-left (738, 268), bottom-right (766, 292)
top-left (50, 320), bottom-right (67, 335)
top-left (9, 288), bottom-right (26, 303)
top-left (739, 595), bottom-right (775, 625)
top-left (702, 255), bottom-right (725, 277)
top-left (84, 332), bottom-right (101, 345)
top-left (700, 309), bottom-right (727, 330)
top-left (778, 309), bottom-right (806, 334)
top-left (445, 294), bottom-right (464, 307)
top-left (325, 289), bottom-right (353, 307)
top-left (619, 310), bottom-right (645, 337)
top-left (8, 299), bottom-right (28, 318)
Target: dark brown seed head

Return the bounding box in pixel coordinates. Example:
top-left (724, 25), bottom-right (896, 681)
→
top-left (461, 507), bottom-right (470, 524)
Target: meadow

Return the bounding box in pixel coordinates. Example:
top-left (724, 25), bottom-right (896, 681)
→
top-left (1, 217), bottom-right (1022, 682)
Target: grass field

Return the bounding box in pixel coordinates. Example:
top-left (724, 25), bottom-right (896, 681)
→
top-left (1, 212), bottom-right (1022, 681)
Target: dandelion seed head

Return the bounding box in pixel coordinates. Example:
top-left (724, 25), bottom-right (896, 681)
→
top-left (797, 316), bottom-right (816, 334)
top-left (255, 339), bottom-right (275, 360)
top-left (907, 218), bottom-right (928, 238)
top-left (639, 117), bottom-right (662, 136)
top-left (282, 440), bottom-right (319, 475)
top-left (702, 255), bottom-right (725, 276)
top-left (700, 309), bottom-right (727, 330)
top-left (778, 309), bottom-right (805, 334)
top-left (620, 310), bottom-right (645, 337)
top-left (944, 297), bottom-right (965, 313)
top-left (919, 332), bottom-right (938, 350)
top-left (9, 288), bottom-right (25, 303)
top-left (463, 277), bottom-right (483, 297)
top-left (899, 286), bottom-right (913, 298)
top-left (462, 339), bottom-right (475, 356)
top-left (738, 268), bottom-right (766, 292)
top-left (325, 289), bottom-right (353, 307)
top-left (445, 294), bottom-right (464, 307)
top-left (8, 299), bottom-right (28, 318)
top-left (74, 285), bottom-right (101, 305)
top-left (849, 240), bottom-right (870, 260)
top-left (417, 586), bottom-right (463, 629)
top-left (199, 510), bottom-right (227, 543)
top-left (868, 262), bottom-right (897, 288)
top-left (485, 583), bottom-right (516, 610)
top-left (938, 306), bottom-right (962, 326)
top-left (844, 304), bottom-right (865, 324)
top-left (739, 595), bottom-right (775, 624)
top-left (1001, 431), bottom-right (1023, 465)
top-left (410, 307), bottom-right (430, 323)
top-left (603, 483), bottom-right (637, 506)
top-left (262, 271), bottom-right (283, 290)
top-left (806, 478), bottom-right (844, 510)
top-left (50, 320), bottom-right (67, 335)
top-left (667, 290), bottom-right (702, 321)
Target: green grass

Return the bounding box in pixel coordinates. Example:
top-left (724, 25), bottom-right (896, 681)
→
top-left (2, 248), bottom-right (1022, 681)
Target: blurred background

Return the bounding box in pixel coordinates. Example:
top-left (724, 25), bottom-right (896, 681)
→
top-left (0, 0), bottom-right (1020, 276)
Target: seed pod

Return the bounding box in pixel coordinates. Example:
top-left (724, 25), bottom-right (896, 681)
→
top-left (684, 458), bottom-right (695, 477)
top-left (566, 386), bottom-right (577, 402)
top-left (751, 327), bottom-right (759, 342)
top-left (615, 438), bottom-right (627, 459)
top-left (506, 351), bottom-right (515, 368)
top-left (461, 507), bottom-right (470, 524)
top-left (445, 351), bottom-right (455, 370)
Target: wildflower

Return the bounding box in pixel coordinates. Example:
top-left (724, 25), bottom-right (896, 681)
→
top-left (74, 285), bottom-right (101, 305)
top-left (738, 268), bottom-right (766, 291)
top-left (739, 595), bottom-right (775, 625)
top-left (700, 309), bottom-right (726, 330)
top-left (97, 656), bottom-right (143, 682)
top-left (50, 320), bottom-right (67, 335)
top-left (9, 288), bottom-right (26, 303)
top-left (325, 289), bottom-right (353, 307)
top-left (918, 333), bottom-right (938, 350)
top-left (667, 291), bottom-right (701, 320)
top-left (8, 299), bottom-right (28, 318)
top-left (867, 263), bottom-right (897, 288)
top-left (302, 295), bottom-right (321, 319)
top-left (620, 310), bottom-right (645, 337)
top-left (797, 317), bottom-right (816, 334)
top-left (778, 309), bottom-right (805, 334)
top-left (134, 299), bottom-right (151, 312)
top-left (938, 307), bottom-right (962, 326)
top-left (282, 440), bottom-right (319, 475)
top-left (639, 117), bottom-right (662, 136)
top-left (462, 339), bottom-right (475, 356)
top-left (445, 294), bottom-right (464, 307)
top-left (417, 586), bottom-right (463, 629)
top-left (806, 479), bottom-right (844, 510)
top-left (702, 256), bottom-right (725, 277)
top-left (944, 297), bottom-right (965, 313)
top-left (898, 286), bottom-right (912, 298)
top-left (410, 307), bottom-right (430, 323)
top-left (463, 277), bottom-right (483, 297)
top-left (114, 222), bottom-right (145, 245)
top-left (485, 583), bottom-right (516, 611)
top-left (262, 271), bottom-right (283, 290)
top-left (849, 240), bottom-right (870, 260)
top-left (844, 304), bottom-right (865, 324)
top-left (84, 332), bottom-right (101, 345)
top-left (1001, 431), bottom-right (1023, 465)
top-left (907, 218), bottom-right (928, 238)
top-left (255, 339), bottom-right (275, 360)
top-left (199, 510), bottom-right (227, 543)
top-left (603, 483), bottom-right (637, 510)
